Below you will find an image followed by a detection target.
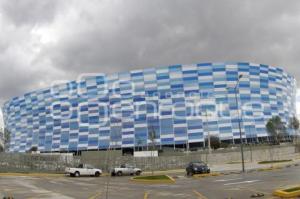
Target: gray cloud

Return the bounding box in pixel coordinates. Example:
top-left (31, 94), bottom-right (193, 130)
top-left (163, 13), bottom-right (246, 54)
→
top-left (43, 0), bottom-right (300, 77)
top-left (1, 0), bottom-right (300, 106)
top-left (0, 0), bottom-right (60, 26)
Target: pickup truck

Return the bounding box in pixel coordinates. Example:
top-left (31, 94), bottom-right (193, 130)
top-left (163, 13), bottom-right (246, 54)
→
top-left (111, 164), bottom-right (142, 176)
top-left (65, 164), bottom-right (102, 177)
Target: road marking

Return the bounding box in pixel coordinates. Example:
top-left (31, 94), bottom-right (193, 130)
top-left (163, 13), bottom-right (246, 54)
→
top-left (88, 192), bottom-right (102, 199)
top-left (215, 178), bottom-right (243, 182)
top-left (144, 191), bottom-right (149, 199)
top-left (224, 180), bottom-right (260, 186)
top-left (225, 187), bottom-right (241, 191)
top-left (193, 190), bottom-right (208, 199)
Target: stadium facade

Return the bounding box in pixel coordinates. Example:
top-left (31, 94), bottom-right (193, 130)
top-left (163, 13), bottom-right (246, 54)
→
top-left (2, 62), bottom-right (297, 152)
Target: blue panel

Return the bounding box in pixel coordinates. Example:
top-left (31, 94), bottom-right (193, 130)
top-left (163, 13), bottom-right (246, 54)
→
top-left (2, 62), bottom-right (296, 152)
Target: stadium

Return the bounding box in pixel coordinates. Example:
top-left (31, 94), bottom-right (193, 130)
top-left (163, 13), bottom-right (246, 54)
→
top-left (2, 62), bottom-right (297, 153)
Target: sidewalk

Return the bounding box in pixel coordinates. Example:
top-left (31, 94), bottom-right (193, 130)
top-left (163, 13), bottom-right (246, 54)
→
top-left (143, 158), bottom-right (300, 176)
top-left (211, 158), bottom-right (300, 174)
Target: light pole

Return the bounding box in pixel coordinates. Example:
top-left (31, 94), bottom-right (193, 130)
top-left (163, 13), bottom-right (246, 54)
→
top-left (205, 110), bottom-right (212, 154)
top-left (234, 74), bottom-right (245, 173)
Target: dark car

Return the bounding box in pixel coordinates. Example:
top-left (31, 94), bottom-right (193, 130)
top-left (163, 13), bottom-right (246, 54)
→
top-left (186, 161), bottom-right (210, 176)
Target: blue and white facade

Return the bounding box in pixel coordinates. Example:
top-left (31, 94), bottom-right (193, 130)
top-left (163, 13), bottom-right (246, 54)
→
top-left (2, 62), bottom-right (297, 152)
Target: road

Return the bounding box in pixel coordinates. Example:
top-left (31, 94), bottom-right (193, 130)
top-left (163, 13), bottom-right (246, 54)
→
top-left (1, 165), bottom-right (300, 199)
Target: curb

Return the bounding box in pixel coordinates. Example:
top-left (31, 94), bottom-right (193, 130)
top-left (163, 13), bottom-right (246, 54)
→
top-left (273, 186), bottom-right (300, 198)
top-left (219, 171), bottom-right (243, 175)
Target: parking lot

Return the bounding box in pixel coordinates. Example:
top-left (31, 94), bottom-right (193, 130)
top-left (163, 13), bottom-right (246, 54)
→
top-left (1, 166), bottom-right (300, 199)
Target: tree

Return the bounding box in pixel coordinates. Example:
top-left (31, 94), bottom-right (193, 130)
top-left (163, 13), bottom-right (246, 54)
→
top-left (289, 116), bottom-right (300, 132)
top-left (4, 128), bottom-right (11, 151)
top-left (28, 146), bottom-right (38, 153)
top-left (0, 129), bottom-right (3, 152)
top-left (266, 116), bottom-right (286, 143)
top-left (205, 136), bottom-right (220, 150)
top-left (136, 137), bottom-right (143, 151)
top-left (289, 116), bottom-right (300, 143)
top-left (148, 126), bottom-right (157, 175)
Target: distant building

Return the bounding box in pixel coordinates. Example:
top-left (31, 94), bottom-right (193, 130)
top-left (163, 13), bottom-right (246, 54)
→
top-left (2, 62), bottom-right (297, 152)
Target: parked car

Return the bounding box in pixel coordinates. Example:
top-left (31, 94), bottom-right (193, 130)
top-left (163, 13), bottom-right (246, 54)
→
top-left (65, 164), bottom-right (102, 177)
top-left (111, 164), bottom-right (142, 176)
top-left (186, 161), bottom-right (210, 176)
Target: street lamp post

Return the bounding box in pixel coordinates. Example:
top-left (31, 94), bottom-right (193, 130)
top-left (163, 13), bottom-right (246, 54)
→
top-left (234, 74), bottom-right (245, 173)
top-left (205, 110), bottom-right (212, 154)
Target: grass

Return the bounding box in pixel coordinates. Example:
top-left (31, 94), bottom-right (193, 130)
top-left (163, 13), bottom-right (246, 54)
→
top-left (131, 174), bottom-right (175, 184)
top-left (257, 166), bottom-right (282, 172)
top-left (258, 159), bottom-right (292, 164)
top-left (133, 175), bottom-right (171, 180)
top-left (193, 172), bottom-right (221, 178)
top-left (283, 187), bottom-right (300, 193)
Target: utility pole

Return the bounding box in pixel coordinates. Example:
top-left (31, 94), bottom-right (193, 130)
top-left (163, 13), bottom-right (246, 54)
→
top-left (234, 74), bottom-right (245, 173)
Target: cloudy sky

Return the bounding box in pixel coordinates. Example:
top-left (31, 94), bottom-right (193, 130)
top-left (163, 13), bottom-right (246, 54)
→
top-left (1, 0), bottom-right (300, 127)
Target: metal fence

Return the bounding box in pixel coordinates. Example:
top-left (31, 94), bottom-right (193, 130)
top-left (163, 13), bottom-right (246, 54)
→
top-left (0, 153), bottom-right (79, 173)
top-left (0, 145), bottom-right (297, 173)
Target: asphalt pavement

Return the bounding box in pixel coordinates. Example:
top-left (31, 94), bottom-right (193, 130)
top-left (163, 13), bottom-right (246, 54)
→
top-left (1, 165), bottom-right (300, 199)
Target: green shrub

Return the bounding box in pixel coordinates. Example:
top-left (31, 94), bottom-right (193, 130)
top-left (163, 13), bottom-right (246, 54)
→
top-left (133, 175), bottom-right (170, 180)
top-left (258, 159), bottom-right (292, 164)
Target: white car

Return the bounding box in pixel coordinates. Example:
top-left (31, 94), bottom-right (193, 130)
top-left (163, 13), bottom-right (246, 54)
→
top-left (111, 164), bottom-right (142, 176)
top-left (65, 164), bottom-right (102, 177)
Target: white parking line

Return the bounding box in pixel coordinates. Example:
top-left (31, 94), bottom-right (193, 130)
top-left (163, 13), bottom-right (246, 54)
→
top-left (215, 178), bottom-right (243, 182)
top-left (224, 180), bottom-right (260, 186)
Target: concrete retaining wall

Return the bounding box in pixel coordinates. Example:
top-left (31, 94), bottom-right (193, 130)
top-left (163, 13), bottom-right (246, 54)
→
top-left (0, 153), bottom-right (79, 173)
top-left (0, 145), bottom-right (297, 173)
top-left (79, 145), bottom-right (297, 171)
